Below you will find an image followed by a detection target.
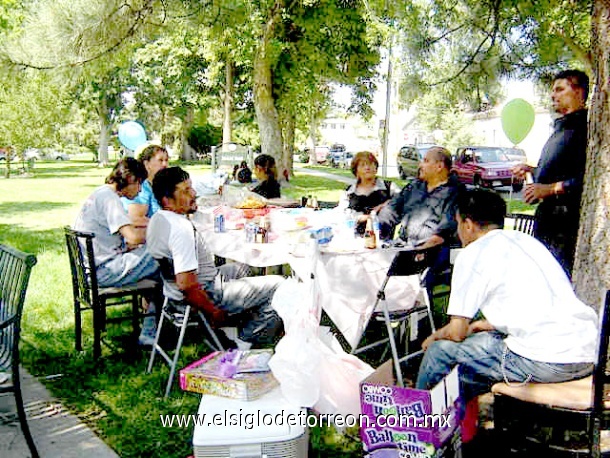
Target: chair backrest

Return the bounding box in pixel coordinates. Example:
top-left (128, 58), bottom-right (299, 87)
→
top-left (64, 226), bottom-right (99, 307)
top-left (592, 290), bottom-right (610, 419)
top-left (506, 213), bottom-right (535, 236)
top-left (387, 245), bottom-right (441, 278)
top-left (0, 244), bottom-right (37, 372)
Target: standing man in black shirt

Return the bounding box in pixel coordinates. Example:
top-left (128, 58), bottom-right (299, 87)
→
top-left (513, 69), bottom-right (588, 277)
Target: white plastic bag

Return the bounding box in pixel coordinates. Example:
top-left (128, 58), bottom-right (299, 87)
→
top-left (269, 275), bottom-right (374, 415)
top-left (269, 278), bottom-right (321, 407)
top-left (314, 328), bottom-right (375, 416)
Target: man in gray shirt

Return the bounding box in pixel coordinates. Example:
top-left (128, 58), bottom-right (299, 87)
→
top-left (74, 158), bottom-right (160, 344)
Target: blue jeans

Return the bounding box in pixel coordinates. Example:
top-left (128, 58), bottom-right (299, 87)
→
top-left (416, 331), bottom-right (593, 402)
top-left (97, 247), bottom-right (160, 287)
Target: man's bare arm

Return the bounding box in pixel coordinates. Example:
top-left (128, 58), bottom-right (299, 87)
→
top-left (127, 204), bottom-right (150, 227)
top-left (418, 234), bottom-right (445, 249)
top-left (119, 224), bottom-right (146, 246)
top-left (176, 270), bottom-right (226, 325)
top-left (421, 316), bottom-right (470, 350)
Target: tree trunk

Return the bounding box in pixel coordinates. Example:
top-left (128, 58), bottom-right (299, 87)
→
top-left (253, 6), bottom-right (283, 160)
top-left (280, 109), bottom-right (295, 181)
top-left (97, 97), bottom-right (110, 166)
top-left (223, 58), bottom-right (233, 146)
top-left (180, 106), bottom-right (194, 161)
top-left (309, 112), bottom-right (318, 164)
top-left (573, 0), bottom-right (610, 310)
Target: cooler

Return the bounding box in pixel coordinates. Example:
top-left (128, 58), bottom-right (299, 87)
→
top-left (192, 387), bottom-right (308, 458)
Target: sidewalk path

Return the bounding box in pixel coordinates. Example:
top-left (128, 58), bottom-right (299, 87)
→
top-left (293, 166), bottom-right (353, 185)
top-left (0, 368), bottom-right (119, 458)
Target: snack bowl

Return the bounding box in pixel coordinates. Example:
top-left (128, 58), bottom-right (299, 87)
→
top-left (242, 208), bottom-right (270, 219)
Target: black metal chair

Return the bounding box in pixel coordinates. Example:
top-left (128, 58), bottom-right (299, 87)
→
top-left (351, 245), bottom-right (441, 385)
top-left (492, 290), bottom-right (610, 457)
top-left (0, 244), bottom-right (39, 458)
top-left (64, 227), bottom-right (160, 359)
top-left (506, 212), bottom-right (535, 236)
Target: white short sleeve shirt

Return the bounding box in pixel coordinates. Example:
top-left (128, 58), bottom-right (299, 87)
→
top-left (448, 229), bottom-right (598, 364)
top-left (146, 210), bottom-right (217, 300)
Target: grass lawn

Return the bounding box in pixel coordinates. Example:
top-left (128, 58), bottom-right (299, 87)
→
top-left (0, 160), bottom-right (364, 458)
top-left (0, 160), bottom-right (533, 457)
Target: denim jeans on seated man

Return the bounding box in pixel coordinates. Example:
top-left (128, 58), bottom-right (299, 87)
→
top-left (166, 261), bottom-right (283, 347)
top-left (416, 331), bottom-right (593, 403)
top-left (96, 246), bottom-right (160, 288)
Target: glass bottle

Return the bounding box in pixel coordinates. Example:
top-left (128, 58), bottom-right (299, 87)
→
top-left (364, 218), bottom-right (377, 249)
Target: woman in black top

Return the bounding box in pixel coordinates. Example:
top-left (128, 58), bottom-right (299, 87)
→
top-left (251, 154), bottom-right (281, 199)
top-left (345, 151), bottom-right (399, 233)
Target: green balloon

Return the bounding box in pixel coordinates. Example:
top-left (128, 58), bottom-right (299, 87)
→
top-left (501, 98), bottom-right (535, 145)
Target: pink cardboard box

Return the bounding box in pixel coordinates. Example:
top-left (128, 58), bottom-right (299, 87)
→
top-left (360, 360), bottom-right (462, 457)
top-left (179, 351), bottom-right (278, 401)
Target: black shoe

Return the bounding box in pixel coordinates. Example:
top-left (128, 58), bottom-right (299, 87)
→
top-left (213, 329), bottom-right (238, 350)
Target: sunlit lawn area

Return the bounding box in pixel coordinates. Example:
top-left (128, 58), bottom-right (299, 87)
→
top-left (0, 159), bottom-right (533, 457)
top-left (0, 159), bottom-right (364, 457)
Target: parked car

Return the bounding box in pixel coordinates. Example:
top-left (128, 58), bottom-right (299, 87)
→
top-left (0, 148), bottom-right (16, 161)
top-left (303, 145), bottom-right (330, 164)
top-left (24, 148), bottom-right (41, 161)
top-left (501, 147), bottom-right (527, 163)
top-left (451, 146), bottom-right (524, 192)
top-left (330, 150), bottom-right (355, 169)
top-left (327, 144), bottom-right (345, 166)
top-left (396, 144), bottom-right (441, 179)
top-left (45, 150), bottom-right (69, 161)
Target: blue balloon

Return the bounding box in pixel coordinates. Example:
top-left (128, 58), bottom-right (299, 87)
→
top-left (118, 121), bottom-right (147, 151)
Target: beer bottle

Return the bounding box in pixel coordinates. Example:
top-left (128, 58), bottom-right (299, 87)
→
top-left (364, 217), bottom-right (377, 249)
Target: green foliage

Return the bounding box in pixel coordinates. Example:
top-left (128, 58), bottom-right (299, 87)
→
top-left (391, 0), bottom-right (592, 114)
top-left (188, 124), bottom-right (222, 154)
top-left (0, 70), bottom-right (72, 155)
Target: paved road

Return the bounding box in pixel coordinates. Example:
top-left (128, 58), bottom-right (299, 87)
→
top-left (293, 166), bottom-right (353, 185)
top-left (294, 166), bottom-right (525, 203)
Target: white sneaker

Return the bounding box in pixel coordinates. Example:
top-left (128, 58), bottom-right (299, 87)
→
top-left (138, 316), bottom-right (157, 347)
top-left (138, 334), bottom-right (155, 347)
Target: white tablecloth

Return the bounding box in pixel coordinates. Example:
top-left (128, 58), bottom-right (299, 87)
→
top-left (192, 209), bottom-right (422, 349)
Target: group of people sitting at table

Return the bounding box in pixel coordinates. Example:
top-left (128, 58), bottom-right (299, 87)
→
top-left (73, 144), bottom-right (597, 405)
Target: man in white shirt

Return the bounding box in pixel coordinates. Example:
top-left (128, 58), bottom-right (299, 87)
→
top-left (146, 167), bottom-right (283, 347)
top-left (416, 188), bottom-right (597, 402)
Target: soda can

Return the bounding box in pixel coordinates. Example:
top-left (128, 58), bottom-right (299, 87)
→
top-left (214, 214), bottom-right (225, 233)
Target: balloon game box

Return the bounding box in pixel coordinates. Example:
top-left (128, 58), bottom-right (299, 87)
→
top-left (360, 360), bottom-right (462, 458)
top-left (180, 350), bottom-right (278, 401)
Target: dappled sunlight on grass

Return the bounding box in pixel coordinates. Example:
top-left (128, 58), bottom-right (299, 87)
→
top-left (0, 160), bottom-right (363, 457)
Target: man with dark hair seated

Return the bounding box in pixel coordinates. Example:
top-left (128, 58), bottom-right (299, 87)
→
top-left (416, 188), bottom-right (597, 403)
top-left (377, 146), bottom-right (461, 291)
top-left (146, 166), bottom-right (283, 347)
